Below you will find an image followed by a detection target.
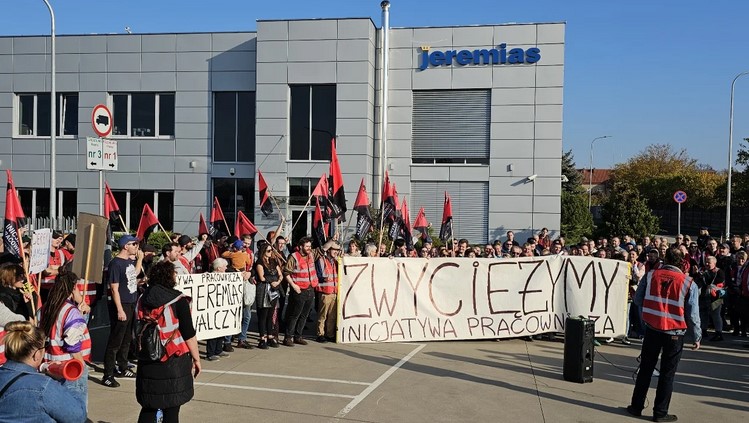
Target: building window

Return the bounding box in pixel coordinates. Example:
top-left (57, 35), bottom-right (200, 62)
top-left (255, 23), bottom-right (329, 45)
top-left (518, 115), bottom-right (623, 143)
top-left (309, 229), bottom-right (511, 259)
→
top-left (289, 85), bottom-right (336, 161)
top-left (213, 92), bottom-right (256, 162)
top-left (18, 189), bottom-right (77, 228)
top-left (111, 93), bottom-right (175, 137)
top-left (110, 190), bottom-right (174, 231)
top-left (412, 90), bottom-right (490, 164)
top-left (16, 93), bottom-right (78, 137)
top-left (212, 178), bottom-right (254, 232)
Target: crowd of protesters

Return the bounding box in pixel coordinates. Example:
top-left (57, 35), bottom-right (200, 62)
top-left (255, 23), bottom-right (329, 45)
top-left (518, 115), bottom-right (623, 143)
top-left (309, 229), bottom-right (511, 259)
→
top-left (2, 220), bottom-right (748, 421)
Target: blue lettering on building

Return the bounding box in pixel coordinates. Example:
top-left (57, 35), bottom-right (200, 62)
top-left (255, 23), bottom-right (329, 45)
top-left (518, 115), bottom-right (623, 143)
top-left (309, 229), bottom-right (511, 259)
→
top-left (418, 44), bottom-right (541, 70)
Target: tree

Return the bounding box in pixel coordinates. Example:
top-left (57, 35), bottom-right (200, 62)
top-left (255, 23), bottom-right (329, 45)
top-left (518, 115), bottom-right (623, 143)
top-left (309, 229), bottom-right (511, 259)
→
top-left (559, 150), bottom-right (593, 243)
top-left (611, 144), bottom-right (726, 209)
top-left (561, 191), bottom-right (593, 244)
top-left (598, 183), bottom-right (659, 238)
top-left (561, 149), bottom-right (584, 193)
top-left (731, 137), bottom-right (749, 207)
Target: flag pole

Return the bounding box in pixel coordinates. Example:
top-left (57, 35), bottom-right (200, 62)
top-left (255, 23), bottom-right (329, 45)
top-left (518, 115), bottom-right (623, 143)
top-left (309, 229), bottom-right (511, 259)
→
top-left (118, 215), bottom-right (130, 233)
top-left (341, 208), bottom-right (356, 241)
top-left (158, 221), bottom-right (169, 236)
top-left (291, 193), bottom-right (314, 232)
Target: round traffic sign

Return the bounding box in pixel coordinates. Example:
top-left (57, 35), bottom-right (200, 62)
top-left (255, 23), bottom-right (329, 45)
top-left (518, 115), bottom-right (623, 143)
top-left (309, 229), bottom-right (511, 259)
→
top-left (673, 190), bottom-right (687, 204)
top-left (91, 104), bottom-right (113, 138)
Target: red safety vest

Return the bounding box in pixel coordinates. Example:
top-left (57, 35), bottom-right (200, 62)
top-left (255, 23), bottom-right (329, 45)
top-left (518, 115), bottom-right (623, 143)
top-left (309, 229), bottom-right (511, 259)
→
top-left (44, 302), bottom-right (92, 362)
top-left (315, 256), bottom-right (337, 295)
top-left (291, 252), bottom-right (318, 290)
top-left (136, 296), bottom-right (190, 362)
top-left (77, 279), bottom-right (97, 306)
top-left (641, 268), bottom-right (692, 331)
top-left (0, 327), bottom-right (6, 366)
top-left (178, 256), bottom-right (193, 274)
top-left (41, 249), bottom-right (66, 289)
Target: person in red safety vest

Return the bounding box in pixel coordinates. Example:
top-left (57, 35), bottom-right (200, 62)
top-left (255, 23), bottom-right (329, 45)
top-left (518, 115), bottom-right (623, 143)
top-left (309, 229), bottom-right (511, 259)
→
top-left (281, 236), bottom-right (335, 347)
top-left (39, 270), bottom-right (92, 410)
top-left (315, 241), bottom-right (341, 343)
top-left (627, 247), bottom-right (701, 422)
top-left (40, 231), bottom-right (66, 302)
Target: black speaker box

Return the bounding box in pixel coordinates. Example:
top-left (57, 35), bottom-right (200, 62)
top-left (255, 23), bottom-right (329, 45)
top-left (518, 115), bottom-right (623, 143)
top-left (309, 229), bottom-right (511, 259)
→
top-left (563, 317), bottom-right (595, 383)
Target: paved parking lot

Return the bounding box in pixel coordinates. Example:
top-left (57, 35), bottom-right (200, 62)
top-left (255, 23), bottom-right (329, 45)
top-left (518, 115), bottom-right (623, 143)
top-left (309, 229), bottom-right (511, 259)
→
top-left (87, 334), bottom-right (749, 422)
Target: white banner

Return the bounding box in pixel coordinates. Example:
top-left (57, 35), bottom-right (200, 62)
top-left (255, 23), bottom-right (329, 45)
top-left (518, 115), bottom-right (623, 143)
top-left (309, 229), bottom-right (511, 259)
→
top-left (337, 256), bottom-right (630, 343)
top-left (175, 272), bottom-right (244, 341)
top-left (29, 228), bottom-right (52, 274)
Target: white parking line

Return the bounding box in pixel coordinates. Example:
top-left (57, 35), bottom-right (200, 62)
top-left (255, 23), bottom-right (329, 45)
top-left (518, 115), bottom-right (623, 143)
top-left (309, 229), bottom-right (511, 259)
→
top-left (334, 343), bottom-right (426, 419)
top-left (199, 369), bottom-right (371, 385)
top-left (92, 374), bottom-right (356, 399)
top-left (196, 382), bottom-right (356, 399)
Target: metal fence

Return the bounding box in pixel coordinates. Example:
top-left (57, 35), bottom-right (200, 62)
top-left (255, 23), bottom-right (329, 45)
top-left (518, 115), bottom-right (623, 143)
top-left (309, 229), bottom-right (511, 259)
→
top-left (24, 216), bottom-right (78, 233)
top-left (652, 207), bottom-right (749, 238)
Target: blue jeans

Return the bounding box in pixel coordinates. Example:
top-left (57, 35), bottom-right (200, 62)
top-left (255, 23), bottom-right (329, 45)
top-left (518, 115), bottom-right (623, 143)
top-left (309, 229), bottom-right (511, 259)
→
top-left (62, 364), bottom-right (89, 412)
top-left (239, 304), bottom-right (252, 342)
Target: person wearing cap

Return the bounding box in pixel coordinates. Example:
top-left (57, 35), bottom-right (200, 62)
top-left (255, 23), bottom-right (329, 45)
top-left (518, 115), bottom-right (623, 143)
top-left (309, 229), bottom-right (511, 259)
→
top-left (222, 240), bottom-right (253, 272)
top-left (102, 234), bottom-right (144, 388)
top-left (176, 234), bottom-right (205, 274)
top-left (315, 240), bottom-right (341, 343)
top-left (40, 231), bottom-right (67, 302)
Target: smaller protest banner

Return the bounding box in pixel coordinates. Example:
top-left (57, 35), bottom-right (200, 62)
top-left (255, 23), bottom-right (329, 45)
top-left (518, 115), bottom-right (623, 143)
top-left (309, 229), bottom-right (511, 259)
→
top-left (176, 272), bottom-right (244, 341)
top-left (29, 228), bottom-right (52, 274)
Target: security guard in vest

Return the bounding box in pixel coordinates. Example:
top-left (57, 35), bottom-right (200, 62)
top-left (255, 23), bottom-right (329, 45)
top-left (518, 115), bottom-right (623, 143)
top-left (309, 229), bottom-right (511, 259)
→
top-left (627, 247), bottom-right (701, 423)
top-left (282, 236), bottom-right (337, 346)
top-left (315, 241), bottom-right (341, 343)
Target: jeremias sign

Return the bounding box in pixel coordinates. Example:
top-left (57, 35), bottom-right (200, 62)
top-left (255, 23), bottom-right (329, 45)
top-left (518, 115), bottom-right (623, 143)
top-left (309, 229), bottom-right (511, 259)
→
top-left (418, 43), bottom-right (541, 70)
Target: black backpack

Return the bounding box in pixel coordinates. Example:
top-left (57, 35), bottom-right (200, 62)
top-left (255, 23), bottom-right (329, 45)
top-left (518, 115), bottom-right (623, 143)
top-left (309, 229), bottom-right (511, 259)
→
top-left (135, 305), bottom-right (176, 362)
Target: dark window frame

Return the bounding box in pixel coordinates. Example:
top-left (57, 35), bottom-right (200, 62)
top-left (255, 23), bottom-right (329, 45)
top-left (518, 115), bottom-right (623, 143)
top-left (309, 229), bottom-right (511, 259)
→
top-left (212, 91), bottom-right (256, 163)
top-left (15, 92), bottom-right (78, 137)
top-left (110, 92), bottom-right (175, 138)
top-left (289, 84), bottom-right (336, 161)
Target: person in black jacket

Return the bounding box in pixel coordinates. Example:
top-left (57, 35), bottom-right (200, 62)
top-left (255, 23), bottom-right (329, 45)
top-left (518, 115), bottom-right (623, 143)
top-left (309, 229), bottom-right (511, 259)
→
top-left (0, 263), bottom-right (35, 322)
top-left (135, 261), bottom-right (201, 423)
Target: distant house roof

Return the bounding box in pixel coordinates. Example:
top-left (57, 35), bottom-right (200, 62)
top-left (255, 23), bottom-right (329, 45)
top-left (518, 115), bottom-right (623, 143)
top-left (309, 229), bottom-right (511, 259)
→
top-left (579, 169), bottom-right (611, 185)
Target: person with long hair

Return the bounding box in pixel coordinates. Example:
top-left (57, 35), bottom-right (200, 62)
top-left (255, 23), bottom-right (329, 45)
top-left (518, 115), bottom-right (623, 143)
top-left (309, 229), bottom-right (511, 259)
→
top-left (0, 263), bottom-right (35, 322)
top-left (0, 321), bottom-right (86, 422)
top-left (255, 241), bottom-right (283, 349)
top-left (39, 270), bottom-right (91, 410)
top-left (135, 260), bottom-right (201, 423)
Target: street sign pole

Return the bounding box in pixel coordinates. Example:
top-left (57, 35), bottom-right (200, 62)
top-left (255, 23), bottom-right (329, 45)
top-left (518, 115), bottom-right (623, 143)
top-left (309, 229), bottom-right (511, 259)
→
top-left (99, 170), bottom-right (104, 216)
top-left (678, 202), bottom-right (681, 236)
top-left (673, 190), bottom-right (687, 237)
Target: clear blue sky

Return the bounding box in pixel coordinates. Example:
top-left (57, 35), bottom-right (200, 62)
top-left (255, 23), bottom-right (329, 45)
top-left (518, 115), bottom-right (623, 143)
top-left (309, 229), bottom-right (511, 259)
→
top-left (3, 0), bottom-right (749, 170)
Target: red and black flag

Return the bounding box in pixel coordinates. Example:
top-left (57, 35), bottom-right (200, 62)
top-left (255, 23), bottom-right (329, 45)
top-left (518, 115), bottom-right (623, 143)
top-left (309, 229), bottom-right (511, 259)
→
top-left (353, 178), bottom-right (372, 239)
top-left (312, 197), bottom-right (327, 248)
top-left (198, 212), bottom-right (219, 262)
top-left (136, 204), bottom-right (160, 243)
top-left (381, 171), bottom-right (396, 223)
top-left (414, 207), bottom-right (430, 242)
top-left (210, 197), bottom-right (228, 237)
top-left (439, 192), bottom-right (453, 243)
top-left (312, 173), bottom-right (337, 221)
top-left (328, 139), bottom-right (347, 220)
top-left (235, 210), bottom-right (258, 238)
top-left (104, 183), bottom-right (122, 229)
top-left (258, 171), bottom-right (274, 217)
top-left (401, 198), bottom-right (413, 249)
top-left (3, 170), bottom-right (26, 258)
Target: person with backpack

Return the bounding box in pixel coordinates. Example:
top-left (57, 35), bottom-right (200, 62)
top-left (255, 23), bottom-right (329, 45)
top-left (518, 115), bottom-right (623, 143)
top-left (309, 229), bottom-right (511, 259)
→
top-left (39, 270), bottom-right (91, 411)
top-left (135, 260), bottom-right (201, 423)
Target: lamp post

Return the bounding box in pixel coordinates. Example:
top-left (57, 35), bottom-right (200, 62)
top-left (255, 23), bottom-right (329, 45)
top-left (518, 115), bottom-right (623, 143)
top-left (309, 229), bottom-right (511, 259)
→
top-left (42, 0), bottom-right (56, 229)
top-left (726, 71), bottom-right (749, 241)
top-left (588, 135), bottom-right (611, 211)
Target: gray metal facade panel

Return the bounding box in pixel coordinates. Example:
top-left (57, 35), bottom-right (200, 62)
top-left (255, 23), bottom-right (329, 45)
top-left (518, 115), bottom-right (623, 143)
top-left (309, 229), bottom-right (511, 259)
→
top-left (411, 181), bottom-right (489, 243)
